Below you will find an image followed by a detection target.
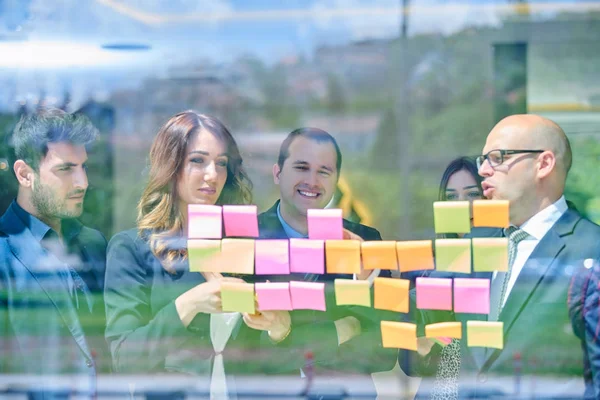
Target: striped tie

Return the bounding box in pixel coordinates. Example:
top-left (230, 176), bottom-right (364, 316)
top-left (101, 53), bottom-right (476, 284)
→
top-left (488, 226), bottom-right (530, 321)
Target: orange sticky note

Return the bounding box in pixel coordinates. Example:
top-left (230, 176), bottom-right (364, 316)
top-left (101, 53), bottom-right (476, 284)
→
top-left (472, 200), bottom-right (509, 228)
top-left (472, 238), bottom-right (508, 272)
top-left (326, 240), bottom-right (361, 274)
top-left (188, 239), bottom-right (221, 272)
top-left (467, 321), bottom-right (504, 349)
top-left (374, 278), bottom-right (409, 313)
top-left (425, 322), bottom-right (462, 339)
top-left (381, 321), bottom-right (417, 350)
top-left (435, 239), bottom-right (471, 274)
top-left (220, 239), bottom-right (255, 274)
top-left (396, 240), bottom-right (435, 272)
top-left (334, 279), bottom-right (371, 307)
top-left (361, 241), bottom-right (398, 270)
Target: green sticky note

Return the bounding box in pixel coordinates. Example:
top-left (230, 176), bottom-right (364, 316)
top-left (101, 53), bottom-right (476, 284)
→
top-left (188, 240), bottom-right (221, 272)
top-left (435, 239), bottom-right (471, 273)
top-left (467, 321), bottom-right (503, 349)
top-left (221, 282), bottom-right (255, 313)
top-left (335, 279), bottom-right (371, 307)
top-left (472, 238), bottom-right (508, 272)
top-left (433, 201), bottom-right (471, 234)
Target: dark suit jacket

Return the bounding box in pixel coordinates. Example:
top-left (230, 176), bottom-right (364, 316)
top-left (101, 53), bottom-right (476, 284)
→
top-left (104, 229), bottom-right (261, 376)
top-left (255, 201), bottom-right (397, 376)
top-left (418, 208), bottom-right (600, 399)
top-left (0, 202), bottom-right (107, 393)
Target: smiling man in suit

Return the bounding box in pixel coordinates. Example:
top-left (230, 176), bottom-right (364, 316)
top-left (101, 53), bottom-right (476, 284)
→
top-left (0, 109), bottom-right (107, 398)
top-left (422, 114), bottom-right (600, 399)
top-left (245, 127), bottom-right (397, 397)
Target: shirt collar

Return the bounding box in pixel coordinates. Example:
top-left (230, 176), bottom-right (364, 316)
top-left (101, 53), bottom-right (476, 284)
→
top-left (519, 195), bottom-right (568, 240)
top-left (276, 203), bottom-right (307, 239)
top-left (11, 200), bottom-right (81, 244)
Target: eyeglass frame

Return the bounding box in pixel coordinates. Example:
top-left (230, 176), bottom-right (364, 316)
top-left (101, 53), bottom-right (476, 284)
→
top-left (476, 149), bottom-right (545, 169)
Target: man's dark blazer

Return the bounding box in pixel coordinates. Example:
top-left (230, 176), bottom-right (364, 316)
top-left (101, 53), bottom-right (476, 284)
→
top-left (417, 207), bottom-right (600, 399)
top-left (0, 202), bottom-right (107, 395)
top-left (255, 200), bottom-right (397, 376)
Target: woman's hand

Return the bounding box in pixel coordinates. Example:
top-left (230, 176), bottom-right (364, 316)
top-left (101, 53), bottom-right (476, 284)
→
top-left (243, 310), bottom-right (292, 342)
top-left (175, 276), bottom-right (245, 327)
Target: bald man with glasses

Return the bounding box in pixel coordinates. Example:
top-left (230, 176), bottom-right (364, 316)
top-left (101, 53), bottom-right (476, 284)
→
top-left (418, 114), bottom-right (600, 400)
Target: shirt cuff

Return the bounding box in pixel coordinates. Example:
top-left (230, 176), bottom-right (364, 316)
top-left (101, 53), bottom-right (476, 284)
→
top-left (352, 269), bottom-right (380, 287)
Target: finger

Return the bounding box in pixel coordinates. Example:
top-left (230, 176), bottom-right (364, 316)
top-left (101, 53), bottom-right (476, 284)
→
top-left (218, 276), bottom-right (246, 283)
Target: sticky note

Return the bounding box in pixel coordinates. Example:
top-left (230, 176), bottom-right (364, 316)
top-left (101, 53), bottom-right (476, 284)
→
top-left (290, 281), bottom-right (326, 311)
top-left (289, 239), bottom-right (325, 274)
top-left (381, 321), bottom-right (417, 350)
top-left (307, 209), bottom-right (343, 240)
top-left (416, 277), bottom-right (452, 310)
top-left (255, 240), bottom-right (290, 275)
top-left (467, 321), bottom-right (504, 349)
top-left (473, 200), bottom-right (509, 228)
top-left (255, 282), bottom-right (292, 311)
top-left (433, 201), bottom-right (471, 234)
top-left (435, 239), bottom-right (471, 274)
top-left (374, 278), bottom-right (409, 313)
top-left (425, 322), bottom-right (462, 339)
top-left (325, 240), bottom-right (361, 274)
top-left (223, 205), bottom-right (259, 237)
top-left (188, 204), bottom-right (222, 239)
top-left (396, 240), bottom-right (435, 272)
top-left (221, 281), bottom-right (255, 313)
top-left (334, 279), bottom-right (371, 307)
top-left (362, 241), bottom-right (398, 270)
top-left (472, 238), bottom-right (508, 272)
top-left (220, 239), bottom-right (255, 274)
top-left (454, 278), bottom-right (490, 314)
top-left (188, 240), bottom-right (221, 272)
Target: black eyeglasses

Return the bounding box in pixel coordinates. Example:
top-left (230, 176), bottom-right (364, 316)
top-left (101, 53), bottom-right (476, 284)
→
top-left (476, 149), bottom-right (545, 169)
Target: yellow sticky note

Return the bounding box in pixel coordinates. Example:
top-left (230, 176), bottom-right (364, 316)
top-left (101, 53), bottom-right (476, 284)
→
top-left (188, 240), bottom-right (221, 272)
top-left (472, 238), bottom-right (508, 272)
top-left (221, 282), bottom-right (255, 314)
top-left (425, 322), bottom-right (462, 339)
top-left (467, 321), bottom-right (503, 349)
top-left (473, 200), bottom-right (509, 228)
top-left (381, 321), bottom-right (417, 350)
top-left (433, 201), bottom-right (471, 234)
top-left (220, 239), bottom-right (255, 274)
top-left (396, 240), bottom-right (435, 272)
top-left (361, 241), bottom-right (398, 270)
top-left (374, 278), bottom-right (409, 313)
top-left (435, 239), bottom-right (471, 273)
top-left (334, 279), bottom-right (371, 307)
top-left (326, 240), bottom-right (361, 274)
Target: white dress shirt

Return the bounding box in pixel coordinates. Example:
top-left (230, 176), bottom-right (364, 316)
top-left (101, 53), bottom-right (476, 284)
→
top-left (493, 196), bottom-right (568, 308)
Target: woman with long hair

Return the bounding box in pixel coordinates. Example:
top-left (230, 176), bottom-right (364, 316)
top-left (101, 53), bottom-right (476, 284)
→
top-left (104, 111), bottom-right (290, 396)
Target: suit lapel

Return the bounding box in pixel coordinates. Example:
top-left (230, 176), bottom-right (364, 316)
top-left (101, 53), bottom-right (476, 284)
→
top-left (480, 209), bottom-right (579, 372)
top-left (1, 209), bottom-right (93, 363)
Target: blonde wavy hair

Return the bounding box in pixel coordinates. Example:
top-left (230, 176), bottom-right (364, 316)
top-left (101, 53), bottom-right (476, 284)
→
top-left (137, 111), bottom-right (253, 272)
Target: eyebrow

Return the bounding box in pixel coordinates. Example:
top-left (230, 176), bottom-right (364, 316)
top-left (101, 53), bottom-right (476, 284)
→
top-left (53, 162), bottom-right (80, 169)
top-left (293, 160), bottom-right (334, 173)
top-left (189, 151), bottom-right (228, 157)
top-left (446, 185), bottom-right (480, 192)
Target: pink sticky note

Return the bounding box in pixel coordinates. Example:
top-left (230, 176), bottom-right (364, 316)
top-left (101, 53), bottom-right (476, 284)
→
top-left (188, 205), bottom-right (222, 239)
top-left (255, 240), bottom-right (290, 275)
top-left (289, 239), bottom-right (325, 274)
top-left (416, 277), bottom-right (452, 311)
top-left (290, 281), bottom-right (326, 311)
top-left (256, 282), bottom-right (292, 311)
top-left (307, 209), bottom-right (343, 240)
top-left (454, 278), bottom-right (490, 314)
top-left (223, 205), bottom-right (259, 238)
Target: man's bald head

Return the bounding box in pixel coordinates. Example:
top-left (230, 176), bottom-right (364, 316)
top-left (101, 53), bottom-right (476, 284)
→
top-left (490, 114), bottom-right (572, 179)
top-left (480, 114), bottom-right (572, 225)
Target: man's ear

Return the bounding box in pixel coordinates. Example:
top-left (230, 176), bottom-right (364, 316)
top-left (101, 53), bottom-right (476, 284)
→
top-left (272, 163), bottom-right (281, 185)
top-left (537, 151), bottom-right (556, 180)
top-left (13, 160), bottom-right (34, 188)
